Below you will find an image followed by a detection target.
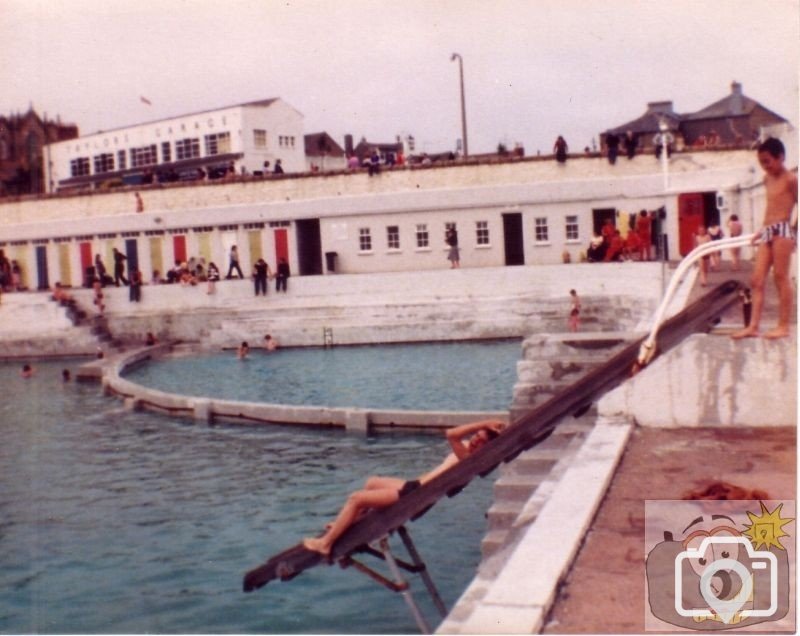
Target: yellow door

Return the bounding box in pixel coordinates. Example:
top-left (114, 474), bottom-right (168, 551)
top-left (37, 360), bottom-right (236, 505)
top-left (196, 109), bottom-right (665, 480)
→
top-left (58, 243), bottom-right (72, 286)
top-left (149, 237), bottom-right (163, 278)
top-left (248, 230), bottom-right (262, 268)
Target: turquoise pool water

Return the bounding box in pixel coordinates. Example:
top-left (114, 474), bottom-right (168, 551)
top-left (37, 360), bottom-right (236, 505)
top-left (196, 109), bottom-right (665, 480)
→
top-left (124, 339), bottom-right (522, 412)
top-left (0, 355), bottom-right (508, 634)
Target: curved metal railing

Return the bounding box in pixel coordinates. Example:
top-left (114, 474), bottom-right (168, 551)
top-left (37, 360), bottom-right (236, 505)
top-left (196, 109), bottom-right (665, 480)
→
top-left (637, 233), bottom-right (755, 366)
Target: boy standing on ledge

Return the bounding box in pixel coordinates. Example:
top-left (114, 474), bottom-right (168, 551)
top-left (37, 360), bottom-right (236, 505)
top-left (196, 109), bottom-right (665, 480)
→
top-left (732, 138), bottom-right (797, 340)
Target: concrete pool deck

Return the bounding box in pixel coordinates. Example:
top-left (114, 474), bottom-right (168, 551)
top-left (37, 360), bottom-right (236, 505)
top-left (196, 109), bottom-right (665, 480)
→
top-left (438, 262), bottom-right (796, 634)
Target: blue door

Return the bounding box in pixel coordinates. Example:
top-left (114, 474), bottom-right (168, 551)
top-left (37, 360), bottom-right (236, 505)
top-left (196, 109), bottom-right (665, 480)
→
top-left (125, 238), bottom-right (139, 278)
top-left (35, 245), bottom-right (49, 290)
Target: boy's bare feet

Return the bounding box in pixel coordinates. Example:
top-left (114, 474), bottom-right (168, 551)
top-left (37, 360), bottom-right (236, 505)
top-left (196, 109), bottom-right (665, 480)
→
top-left (303, 537), bottom-right (330, 555)
top-left (763, 326), bottom-right (790, 339)
top-left (731, 326), bottom-right (759, 339)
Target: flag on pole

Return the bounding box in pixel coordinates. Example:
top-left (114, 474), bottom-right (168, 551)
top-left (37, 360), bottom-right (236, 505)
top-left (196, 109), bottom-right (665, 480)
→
top-left (140, 96), bottom-right (152, 106)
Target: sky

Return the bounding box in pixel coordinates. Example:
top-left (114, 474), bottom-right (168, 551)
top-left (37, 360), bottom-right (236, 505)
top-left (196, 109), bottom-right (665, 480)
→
top-left (2, 0), bottom-right (798, 156)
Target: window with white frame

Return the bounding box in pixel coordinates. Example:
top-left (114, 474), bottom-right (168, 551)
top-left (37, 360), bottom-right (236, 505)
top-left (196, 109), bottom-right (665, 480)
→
top-left (205, 132), bottom-right (231, 156)
top-left (476, 220), bottom-right (490, 245)
top-left (254, 129), bottom-right (267, 148)
top-left (415, 223), bottom-right (429, 248)
top-left (70, 157), bottom-right (90, 177)
top-left (565, 215), bottom-right (579, 241)
top-left (117, 150), bottom-right (127, 170)
top-left (161, 141), bottom-right (172, 163)
top-left (359, 227), bottom-right (372, 252)
top-left (279, 135), bottom-right (296, 148)
top-left (534, 217), bottom-right (549, 242)
top-left (175, 138), bottom-right (200, 161)
top-left (93, 153), bottom-right (115, 174)
top-left (131, 144), bottom-right (157, 167)
top-left (387, 225), bottom-right (400, 249)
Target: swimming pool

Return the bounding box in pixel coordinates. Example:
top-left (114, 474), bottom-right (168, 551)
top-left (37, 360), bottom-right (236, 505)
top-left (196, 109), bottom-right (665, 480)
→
top-left (124, 339), bottom-right (523, 412)
top-left (0, 358), bottom-right (500, 634)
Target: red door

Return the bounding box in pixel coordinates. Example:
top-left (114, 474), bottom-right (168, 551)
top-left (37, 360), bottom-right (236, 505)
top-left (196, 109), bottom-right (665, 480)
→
top-left (173, 235), bottom-right (187, 264)
top-left (79, 242), bottom-right (93, 271)
top-left (678, 193), bottom-right (705, 256)
top-left (274, 228), bottom-right (288, 265)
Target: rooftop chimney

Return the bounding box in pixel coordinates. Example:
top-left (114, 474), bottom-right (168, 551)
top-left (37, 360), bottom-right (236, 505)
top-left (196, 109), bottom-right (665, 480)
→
top-left (730, 81), bottom-right (744, 114)
top-left (646, 101), bottom-right (674, 115)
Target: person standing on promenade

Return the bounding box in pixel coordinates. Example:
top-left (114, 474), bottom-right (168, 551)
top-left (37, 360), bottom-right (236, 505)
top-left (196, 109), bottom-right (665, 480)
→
top-left (275, 258), bottom-right (290, 292)
top-left (129, 269), bottom-right (142, 302)
top-left (112, 248), bottom-right (128, 286)
top-left (727, 214), bottom-right (744, 270)
top-left (207, 262), bottom-right (220, 294)
top-left (253, 258), bottom-right (270, 296)
top-left (732, 138), bottom-right (798, 340)
top-left (568, 289), bottom-right (581, 332)
top-left (694, 226), bottom-right (712, 286)
top-left (303, 419), bottom-right (505, 556)
top-left (635, 210), bottom-right (653, 261)
top-left (226, 245), bottom-right (244, 279)
top-left (553, 136), bottom-right (568, 163)
top-left (446, 227), bottom-right (460, 268)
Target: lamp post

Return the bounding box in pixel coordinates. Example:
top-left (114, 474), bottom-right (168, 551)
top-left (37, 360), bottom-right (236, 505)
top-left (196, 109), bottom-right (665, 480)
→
top-left (450, 53), bottom-right (468, 157)
top-left (657, 118), bottom-right (672, 191)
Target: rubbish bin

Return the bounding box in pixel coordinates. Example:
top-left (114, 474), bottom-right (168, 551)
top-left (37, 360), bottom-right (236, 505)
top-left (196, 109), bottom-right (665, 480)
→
top-left (325, 251), bottom-right (337, 273)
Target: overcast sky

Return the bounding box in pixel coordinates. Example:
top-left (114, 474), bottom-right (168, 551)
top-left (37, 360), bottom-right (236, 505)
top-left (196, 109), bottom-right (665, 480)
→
top-left (3, 0), bottom-right (798, 155)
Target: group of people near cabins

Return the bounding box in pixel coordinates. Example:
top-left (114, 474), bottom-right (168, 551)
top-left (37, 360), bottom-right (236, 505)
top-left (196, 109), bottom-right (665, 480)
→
top-left (0, 249), bottom-right (25, 294)
top-left (586, 210), bottom-right (655, 263)
top-left (90, 245), bottom-right (291, 300)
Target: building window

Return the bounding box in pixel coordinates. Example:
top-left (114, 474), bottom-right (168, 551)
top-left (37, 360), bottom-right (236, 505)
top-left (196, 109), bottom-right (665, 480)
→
top-left (0, 138), bottom-right (8, 160)
top-left (254, 129), bottom-right (267, 148)
top-left (131, 144), bottom-right (157, 167)
top-left (161, 141), bottom-right (172, 163)
top-left (535, 217), bottom-right (549, 243)
top-left (70, 157), bottom-right (90, 177)
top-left (565, 215), bottom-right (579, 241)
top-left (117, 149), bottom-right (126, 170)
top-left (359, 227), bottom-right (372, 252)
top-left (476, 221), bottom-right (490, 245)
top-left (175, 138), bottom-right (200, 161)
top-left (415, 223), bottom-right (429, 248)
top-left (93, 153), bottom-right (115, 174)
top-left (279, 135), bottom-right (296, 148)
top-left (387, 225), bottom-right (400, 249)
top-left (205, 132), bottom-right (231, 156)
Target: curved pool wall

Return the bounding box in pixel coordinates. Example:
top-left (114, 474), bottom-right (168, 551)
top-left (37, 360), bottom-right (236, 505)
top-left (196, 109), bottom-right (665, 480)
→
top-left (96, 344), bottom-right (510, 433)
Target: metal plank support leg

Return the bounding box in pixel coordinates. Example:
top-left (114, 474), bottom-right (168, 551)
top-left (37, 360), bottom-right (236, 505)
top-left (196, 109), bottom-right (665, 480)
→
top-left (379, 537), bottom-right (432, 634)
top-left (398, 525), bottom-right (448, 618)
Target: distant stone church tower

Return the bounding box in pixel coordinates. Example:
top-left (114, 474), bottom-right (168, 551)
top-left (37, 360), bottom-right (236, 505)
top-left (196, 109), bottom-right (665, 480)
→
top-left (0, 107), bottom-right (78, 196)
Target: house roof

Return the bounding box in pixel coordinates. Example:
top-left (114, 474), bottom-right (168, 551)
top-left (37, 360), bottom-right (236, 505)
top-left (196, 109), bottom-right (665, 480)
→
top-left (304, 132), bottom-right (345, 157)
top-left (683, 83), bottom-right (786, 122)
top-left (605, 82), bottom-right (787, 137)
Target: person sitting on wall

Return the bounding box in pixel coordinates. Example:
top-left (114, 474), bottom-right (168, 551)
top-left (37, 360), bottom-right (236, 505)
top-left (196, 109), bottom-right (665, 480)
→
top-left (623, 228), bottom-right (642, 261)
top-left (587, 233), bottom-right (606, 262)
top-left (604, 230), bottom-right (625, 262)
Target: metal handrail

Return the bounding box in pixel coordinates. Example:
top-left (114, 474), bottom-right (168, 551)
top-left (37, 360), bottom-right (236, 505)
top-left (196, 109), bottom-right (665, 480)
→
top-left (637, 233), bottom-right (755, 366)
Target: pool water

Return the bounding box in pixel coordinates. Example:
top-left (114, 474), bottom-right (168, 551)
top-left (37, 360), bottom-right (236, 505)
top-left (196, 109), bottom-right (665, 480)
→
top-left (124, 339), bottom-right (523, 412)
top-left (0, 359), bottom-right (502, 634)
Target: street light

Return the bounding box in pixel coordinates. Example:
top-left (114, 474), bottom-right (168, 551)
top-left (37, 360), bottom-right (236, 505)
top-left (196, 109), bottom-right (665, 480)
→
top-left (451, 53), bottom-right (468, 157)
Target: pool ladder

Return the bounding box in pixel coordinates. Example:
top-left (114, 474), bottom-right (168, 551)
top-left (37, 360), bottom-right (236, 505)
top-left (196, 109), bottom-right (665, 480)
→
top-left (323, 326), bottom-right (334, 348)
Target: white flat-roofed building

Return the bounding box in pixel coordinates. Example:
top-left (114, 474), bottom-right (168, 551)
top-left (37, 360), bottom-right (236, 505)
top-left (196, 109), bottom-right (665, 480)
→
top-left (44, 98), bottom-right (305, 192)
